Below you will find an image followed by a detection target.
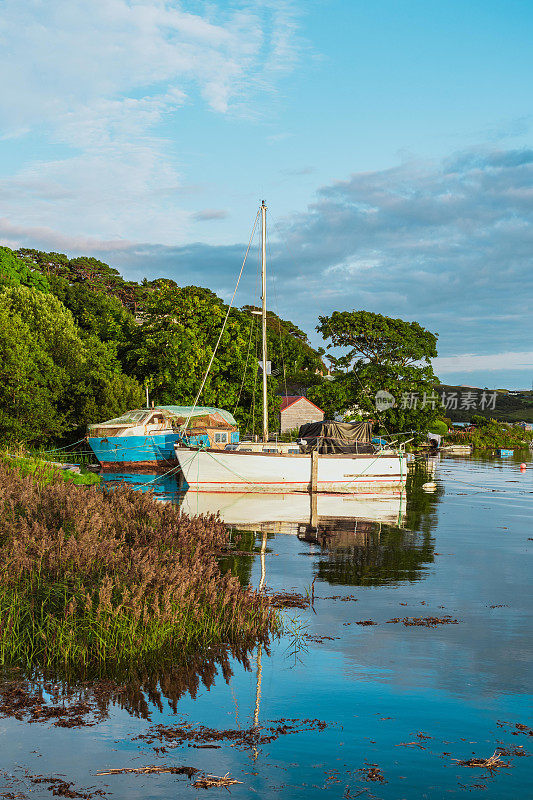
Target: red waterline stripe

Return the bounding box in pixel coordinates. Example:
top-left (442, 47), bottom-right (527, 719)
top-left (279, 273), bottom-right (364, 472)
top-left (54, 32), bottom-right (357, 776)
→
top-left (187, 488), bottom-right (404, 495)
top-left (185, 478), bottom-right (403, 485)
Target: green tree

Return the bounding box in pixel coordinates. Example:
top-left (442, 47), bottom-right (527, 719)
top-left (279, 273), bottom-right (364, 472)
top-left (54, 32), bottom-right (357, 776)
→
top-left (0, 247), bottom-right (50, 292)
top-left (0, 304), bottom-right (64, 441)
top-left (316, 310), bottom-right (439, 437)
top-left (50, 276), bottom-right (137, 350)
top-left (125, 285), bottom-right (279, 432)
top-left (16, 248), bottom-right (148, 311)
top-left (0, 286), bottom-right (143, 444)
top-left (307, 375), bottom-right (356, 419)
top-left (428, 420), bottom-right (449, 436)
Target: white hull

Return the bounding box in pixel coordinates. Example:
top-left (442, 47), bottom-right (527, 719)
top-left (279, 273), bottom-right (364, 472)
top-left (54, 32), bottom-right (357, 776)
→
top-left (175, 446), bottom-right (407, 494)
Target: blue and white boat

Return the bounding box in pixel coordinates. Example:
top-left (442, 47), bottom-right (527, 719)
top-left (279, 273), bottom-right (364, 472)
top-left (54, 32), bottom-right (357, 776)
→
top-left (87, 406), bottom-right (239, 471)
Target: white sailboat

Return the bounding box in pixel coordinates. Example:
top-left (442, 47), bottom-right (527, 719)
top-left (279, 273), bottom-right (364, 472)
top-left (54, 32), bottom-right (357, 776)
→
top-left (174, 201), bottom-right (407, 494)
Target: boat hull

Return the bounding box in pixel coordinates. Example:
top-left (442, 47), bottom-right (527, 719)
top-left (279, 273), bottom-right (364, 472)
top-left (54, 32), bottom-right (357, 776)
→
top-left (174, 447), bottom-right (407, 494)
top-left (88, 433), bottom-right (181, 471)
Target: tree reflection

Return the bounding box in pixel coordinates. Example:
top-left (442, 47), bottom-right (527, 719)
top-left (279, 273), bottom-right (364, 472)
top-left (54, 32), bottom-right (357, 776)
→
top-left (302, 466), bottom-right (443, 587)
top-left (0, 644), bottom-right (258, 723)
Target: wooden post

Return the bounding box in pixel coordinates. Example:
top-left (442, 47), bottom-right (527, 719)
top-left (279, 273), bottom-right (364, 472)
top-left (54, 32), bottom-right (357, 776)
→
top-left (310, 449), bottom-right (318, 494)
top-left (310, 490), bottom-right (318, 529)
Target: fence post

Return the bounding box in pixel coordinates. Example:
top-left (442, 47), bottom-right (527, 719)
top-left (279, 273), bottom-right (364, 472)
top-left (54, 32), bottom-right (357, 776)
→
top-left (310, 449), bottom-right (318, 493)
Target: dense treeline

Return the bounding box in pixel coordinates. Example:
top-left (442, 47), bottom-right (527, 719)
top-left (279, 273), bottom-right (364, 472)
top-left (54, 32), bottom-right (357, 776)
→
top-left (0, 246), bottom-right (323, 444)
top-left (1, 243), bottom-right (448, 446)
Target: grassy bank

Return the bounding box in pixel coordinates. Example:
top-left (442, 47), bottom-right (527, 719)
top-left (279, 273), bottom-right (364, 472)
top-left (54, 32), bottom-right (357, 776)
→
top-left (446, 421), bottom-right (533, 451)
top-left (0, 462), bottom-right (276, 674)
top-left (1, 452), bottom-right (100, 486)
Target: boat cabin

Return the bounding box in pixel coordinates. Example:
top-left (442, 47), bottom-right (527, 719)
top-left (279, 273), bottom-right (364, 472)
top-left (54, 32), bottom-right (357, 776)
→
top-left (88, 405), bottom-right (239, 450)
top-left (178, 411), bottom-right (239, 451)
top-left (88, 409), bottom-right (173, 438)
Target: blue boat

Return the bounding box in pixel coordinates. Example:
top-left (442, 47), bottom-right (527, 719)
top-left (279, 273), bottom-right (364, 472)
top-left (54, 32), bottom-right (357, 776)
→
top-left (497, 448), bottom-right (514, 457)
top-left (87, 406), bottom-right (239, 471)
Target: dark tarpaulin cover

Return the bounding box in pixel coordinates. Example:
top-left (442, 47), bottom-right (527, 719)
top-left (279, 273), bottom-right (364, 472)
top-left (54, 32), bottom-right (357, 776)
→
top-left (298, 420), bottom-right (374, 454)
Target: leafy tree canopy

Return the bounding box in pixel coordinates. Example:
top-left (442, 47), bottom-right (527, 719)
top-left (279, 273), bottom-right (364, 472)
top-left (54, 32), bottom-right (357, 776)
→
top-left (317, 310), bottom-right (438, 369)
top-left (0, 286), bottom-right (143, 443)
top-left (0, 247), bottom-right (50, 292)
top-left (315, 310), bottom-right (439, 437)
top-left (16, 248), bottom-right (147, 310)
top-left (50, 276), bottom-right (137, 348)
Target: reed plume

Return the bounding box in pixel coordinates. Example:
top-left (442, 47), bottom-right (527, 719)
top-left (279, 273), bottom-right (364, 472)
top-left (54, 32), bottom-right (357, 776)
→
top-left (0, 460), bottom-right (276, 673)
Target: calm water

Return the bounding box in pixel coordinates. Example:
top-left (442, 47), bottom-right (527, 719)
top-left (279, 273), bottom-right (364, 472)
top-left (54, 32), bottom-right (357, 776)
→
top-left (1, 453), bottom-right (532, 799)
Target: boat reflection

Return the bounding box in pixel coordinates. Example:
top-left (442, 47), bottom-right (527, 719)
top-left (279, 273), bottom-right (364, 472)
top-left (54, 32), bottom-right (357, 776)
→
top-left (99, 473), bottom-right (407, 535)
top-left (99, 471), bottom-right (183, 499)
top-left (99, 469), bottom-right (436, 588)
top-left (180, 490), bottom-right (406, 532)
top-left (303, 518), bottom-right (436, 587)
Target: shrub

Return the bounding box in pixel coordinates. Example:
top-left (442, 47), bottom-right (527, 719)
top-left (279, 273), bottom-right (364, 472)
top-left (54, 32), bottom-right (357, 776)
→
top-left (428, 420), bottom-right (448, 437)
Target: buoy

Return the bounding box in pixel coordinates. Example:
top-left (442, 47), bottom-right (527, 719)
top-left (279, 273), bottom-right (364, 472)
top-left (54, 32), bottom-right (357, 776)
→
top-left (520, 463), bottom-right (526, 471)
top-left (422, 482), bottom-right (437, 492)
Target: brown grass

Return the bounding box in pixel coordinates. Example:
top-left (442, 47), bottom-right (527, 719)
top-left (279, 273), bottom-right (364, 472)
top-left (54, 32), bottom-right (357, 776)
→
top-left (0, 460), bottom-right (276, 673)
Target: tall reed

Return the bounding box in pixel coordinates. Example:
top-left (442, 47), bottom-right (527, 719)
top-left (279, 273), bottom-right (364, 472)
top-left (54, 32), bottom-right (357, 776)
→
top-left (0, 462), bottom-right (276, 674)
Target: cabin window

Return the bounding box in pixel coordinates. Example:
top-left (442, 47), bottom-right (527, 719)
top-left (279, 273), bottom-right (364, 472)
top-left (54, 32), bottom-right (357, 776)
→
top-left (214, 432), bottom-right (228, 443)
top-left (288, 448), bottom-right (299, 454)
top-left (262, 447), bottom-right (278, 453)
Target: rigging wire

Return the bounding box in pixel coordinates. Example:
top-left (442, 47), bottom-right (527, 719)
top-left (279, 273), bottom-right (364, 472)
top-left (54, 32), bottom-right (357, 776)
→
top-left (232, 309), bottom-right (256, 418)
top-left (248, 225), bottom-right (262, 437)
top-left (234, 224), bottom-right (262, 423)
top-left (183, 208), bottom-right (260, 430)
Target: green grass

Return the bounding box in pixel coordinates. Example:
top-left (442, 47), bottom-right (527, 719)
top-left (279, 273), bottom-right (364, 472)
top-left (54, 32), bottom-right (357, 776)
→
top-left (1, 451), bottom-right (100, 486)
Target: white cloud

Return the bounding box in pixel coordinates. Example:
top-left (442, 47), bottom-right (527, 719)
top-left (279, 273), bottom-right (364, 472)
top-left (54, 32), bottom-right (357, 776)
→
top-left (273, 147), bottom-right (533, 356)
top-left (0, 0), bottom-right (302, 244)
top-left (0, 0), bottom-right (299, 126)
top-left (0, 218), bottom-right (136, 253)
top-left (433, 352), bottom-right (533, 373)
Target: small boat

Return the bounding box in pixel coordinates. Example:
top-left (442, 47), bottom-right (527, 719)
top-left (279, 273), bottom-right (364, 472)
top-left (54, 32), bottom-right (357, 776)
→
top-left (87, 406), bottom-right (238, 471)
top-left (176, 439), bottom-right (406, 493)
top-left (496, 448), bottom-right (514, 457)
top-left (440, 444), bottom-right (472, 455)
top-left (174, 201), bottom-right (407, 494)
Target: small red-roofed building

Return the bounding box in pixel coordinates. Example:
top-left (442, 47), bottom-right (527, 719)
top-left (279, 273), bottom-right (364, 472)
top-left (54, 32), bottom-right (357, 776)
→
top-left (280, 395), bottom-right (324, 433)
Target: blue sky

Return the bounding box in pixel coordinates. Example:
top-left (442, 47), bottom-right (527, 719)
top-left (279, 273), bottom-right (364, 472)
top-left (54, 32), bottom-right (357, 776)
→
top-left (1, 0), bottom-right (532, 388)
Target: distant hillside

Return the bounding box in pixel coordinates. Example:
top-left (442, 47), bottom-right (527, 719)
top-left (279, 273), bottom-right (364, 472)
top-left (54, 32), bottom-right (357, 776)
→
top-left (437, 384), bottom-right (533, 423)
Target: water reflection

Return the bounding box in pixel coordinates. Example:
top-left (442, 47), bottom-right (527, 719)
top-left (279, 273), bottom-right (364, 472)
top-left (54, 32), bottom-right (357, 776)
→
top-left (99, 472), bottom-right (408, 528)
top-left (100, 467), bottom-right (443, 590)
top-left (304, 520), bottom-right (436, 586)
top-left (0, 644), bottom-right (256, 723)
top-left (100, 470), bottom-right (182, 499)
top-left (3, 457), bottom-right (531, 800)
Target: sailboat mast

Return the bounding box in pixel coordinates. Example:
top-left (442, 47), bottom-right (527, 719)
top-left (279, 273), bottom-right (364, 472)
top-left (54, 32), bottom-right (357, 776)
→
top-left (261, 200), bottom-right (268, 443)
